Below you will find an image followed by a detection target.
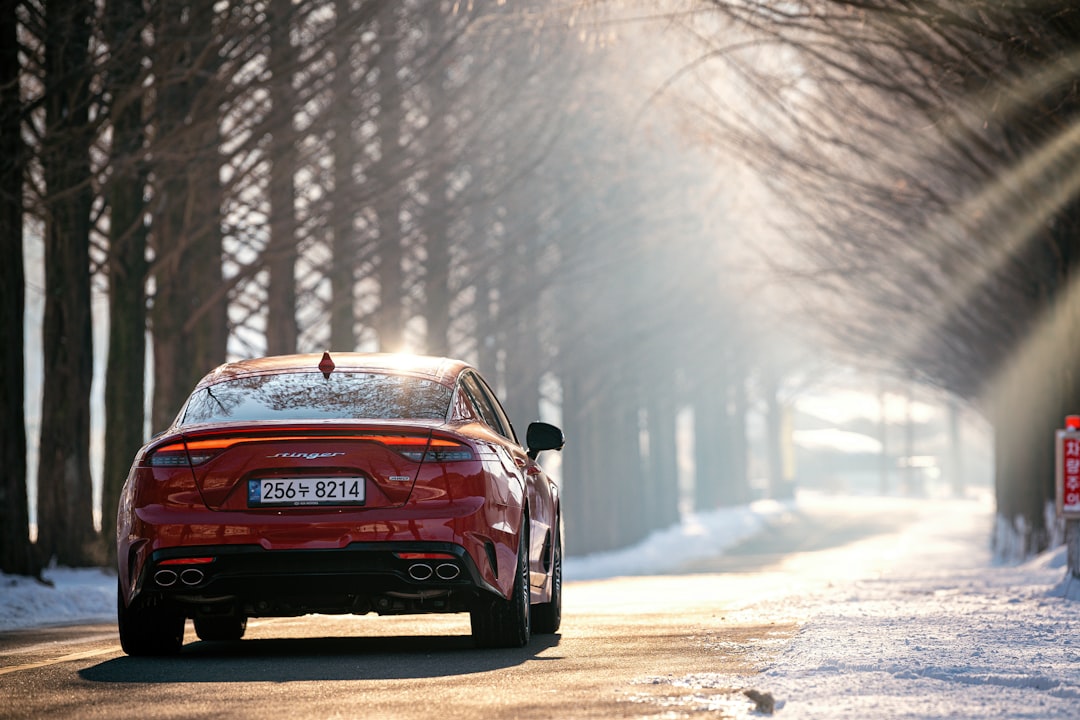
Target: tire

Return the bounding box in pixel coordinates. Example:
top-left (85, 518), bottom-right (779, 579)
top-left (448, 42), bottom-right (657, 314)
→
top-left (117, 582), bottom-right (185, 656)
top-left (531, 525), bottom-right (561, 634)
top-left (471, 523), bottom-right (531, 648)
top-left (194, 615), bottom-right (247, 642)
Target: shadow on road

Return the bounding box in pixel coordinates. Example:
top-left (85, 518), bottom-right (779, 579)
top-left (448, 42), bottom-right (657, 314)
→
top-left (79, 633), bottom-right (561, 683)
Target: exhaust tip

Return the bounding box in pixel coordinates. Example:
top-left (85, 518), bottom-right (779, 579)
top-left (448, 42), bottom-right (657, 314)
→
top-left (180, 568), bottom-right (205, 586)
top-left (154, 569), bottom-right (178, 587)
top-left (408, 563), bottom-right (434, 581)
top-left (435, 563), bottom-right (460, 580)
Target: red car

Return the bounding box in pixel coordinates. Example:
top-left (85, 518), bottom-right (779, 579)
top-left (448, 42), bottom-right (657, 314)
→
top-left (116, 352), bottom-right (564, 655)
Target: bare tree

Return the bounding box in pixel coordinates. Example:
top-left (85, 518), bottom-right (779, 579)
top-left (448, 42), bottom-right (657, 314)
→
top-left (0, 0), bottom-right (38, 576)
top-left (371, 1), bottom-right (405, 352)
top-left (35, 0), bottom-right (98, 565)
top-left (148, 0), bottom-right (228, 430)
top-left (265, 0), bottom-right (301, 355)
top-left (325, 0), bottom-right (367, 351)
top-left (101, 0), bottom-right (150, 566)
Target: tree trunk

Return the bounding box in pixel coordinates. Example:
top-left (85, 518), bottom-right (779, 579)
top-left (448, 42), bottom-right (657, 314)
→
top-left (646, 386), bottom-right (680, 530)
top-left (325, 0), bottom-right (358, 352)
top-left (693, 395), bottom-right (721, 511)
top-left (559, 373), bottom-right (586, 555)
top-left (948, 397), bottom-right (964, 497)
top-left (101, 0), bottom-right (149, 565)
top-left (265, 0), bottom-right (299, 356)
top-left (500, 229), bottom-right (542, 434)
top-left (374, 3), bottom-right (404, 352)
top-left (420, 2), bottom-right (454, 360)
top-left (763, 367), bottom-right (793, 500)
top-left (0, 0), bottom-right (38, 576)
top-left (37, 0), bottom-right (99, 566)
top-left (425, 232), bottom-right (452, 358)
top-left (150, 0), bottom-right (227, 430)
top-left (613, 386), bottom-right (646, 549)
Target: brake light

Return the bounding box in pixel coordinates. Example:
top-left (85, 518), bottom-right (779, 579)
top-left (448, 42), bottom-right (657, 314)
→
top-left (394, 552), bottom-right (457, 560)
top-left (185, 438), bottom-right (232, 464)
top-left (148, 446), bottom-right (190, 467)
top-left (388, 437), bottom-right (474, 463)
top-left (148, 440), bottom-right (227, 467)
top-left (148, 432), bottom-right (474, 465)
top-left (158, 557), bottom-right (215, 565)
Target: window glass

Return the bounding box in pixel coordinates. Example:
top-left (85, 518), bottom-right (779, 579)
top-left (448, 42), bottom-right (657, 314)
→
top-left (473, 374), bottom-right (517, 443)
top-left (451, 383), bottom-right (480, 421)
top-left (461, 374), bottom-right (507, 437)
top-left (461, 372), bottom-right (518, 441)
top-left (180, 371), bottom-right (453, 424)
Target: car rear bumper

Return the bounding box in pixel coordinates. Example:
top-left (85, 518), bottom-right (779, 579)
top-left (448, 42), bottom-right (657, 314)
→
top-left (132, 541), bottom-right (501, 618)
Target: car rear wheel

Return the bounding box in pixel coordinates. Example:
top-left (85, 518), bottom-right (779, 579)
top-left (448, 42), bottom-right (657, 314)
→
top-left (117, 582), bottom-right (185, 656)
top-left (531, 525), bottom-right (561, 634)
top-left (471, 523), bottom-right (531, 648)
top-left (194, 615), bottom-right (247, 642)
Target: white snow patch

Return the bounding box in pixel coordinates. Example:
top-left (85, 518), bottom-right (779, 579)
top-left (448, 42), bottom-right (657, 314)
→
top-left (794, 427), bottom-right (883, 454)
top-left (0, 566), bottom-right (116, 631)
top-left (633, 492), bottom-right (1080, 719)
top-left (564, 499), bottom-right (790, 581)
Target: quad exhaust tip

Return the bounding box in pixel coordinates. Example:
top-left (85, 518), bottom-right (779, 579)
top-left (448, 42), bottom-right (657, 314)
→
top-left (155, 564), bottom-right (208, 587)
top-left (435, 563), bottom-right (460, 580)
top-left (407, 562), bottom-right (461, 581)
top-left (180, 568), bottom-right (205, 586)
top-left (154, 569), bottom-right (178, 587)
top-left (408, 563), bottom-right (434, 581)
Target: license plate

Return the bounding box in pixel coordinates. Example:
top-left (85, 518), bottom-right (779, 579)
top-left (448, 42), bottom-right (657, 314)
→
top-left (248, 477), bottom-right (365, 507)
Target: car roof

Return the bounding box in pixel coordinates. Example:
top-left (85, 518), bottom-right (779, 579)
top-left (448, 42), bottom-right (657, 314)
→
top-left (194, 352), bottom-right (472, 389)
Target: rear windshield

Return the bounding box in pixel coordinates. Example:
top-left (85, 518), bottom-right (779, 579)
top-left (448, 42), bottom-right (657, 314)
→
top-left (180, 371), bottom-right (453, 424)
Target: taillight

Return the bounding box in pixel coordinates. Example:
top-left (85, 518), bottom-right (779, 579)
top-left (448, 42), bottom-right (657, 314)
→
top-left (148, 443), bottom-right (190, 467)
top-left (148, 439), bottom-right (228, 467)
top-left (183, 438), bottom-right (232, 464)
top-left (387, 437), bottom-right (474, 463)
top-left (147, 431), bottom-right (474, 466)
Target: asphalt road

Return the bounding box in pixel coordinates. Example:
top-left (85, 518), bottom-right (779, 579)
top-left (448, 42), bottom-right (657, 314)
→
top-left (0, 504), bottom-right (909, 719)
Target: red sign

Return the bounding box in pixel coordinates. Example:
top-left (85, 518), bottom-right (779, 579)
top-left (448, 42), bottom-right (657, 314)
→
top-left (1057, 428), bottom-right (1080, 518)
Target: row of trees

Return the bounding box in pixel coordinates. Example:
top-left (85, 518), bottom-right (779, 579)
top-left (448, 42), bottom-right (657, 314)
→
top-left (680, 0), bottom-right (1080, 556)
top-left (2, 0), bottom-right (791, 574)
top-left (14, 0), bottom-right (1067, 576)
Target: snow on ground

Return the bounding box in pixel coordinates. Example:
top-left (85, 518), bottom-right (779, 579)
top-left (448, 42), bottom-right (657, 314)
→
top-left (564, 498), bottom-right (791, 581)
top-left (0, 566), bottom-right (116, 631)
top-left (755, 495), bottom-right (1080, 720)
top-left (3, 491), bottom-right (1080, 719)
top-left (623, 492), bottom-right (1080, 719)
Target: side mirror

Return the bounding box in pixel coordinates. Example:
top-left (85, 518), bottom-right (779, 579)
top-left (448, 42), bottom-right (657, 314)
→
top-left (526, 421), bottom-right (565, 460)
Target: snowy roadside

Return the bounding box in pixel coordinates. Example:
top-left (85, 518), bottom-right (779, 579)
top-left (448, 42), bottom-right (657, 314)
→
top-left (0, 566), bottom-right (116, 631)
top-left (632, 493), bottom-right (1080, 719)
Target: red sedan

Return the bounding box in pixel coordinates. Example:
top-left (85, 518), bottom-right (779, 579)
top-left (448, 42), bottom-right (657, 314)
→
top-left (116, 352), bottom-right (564, 655)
